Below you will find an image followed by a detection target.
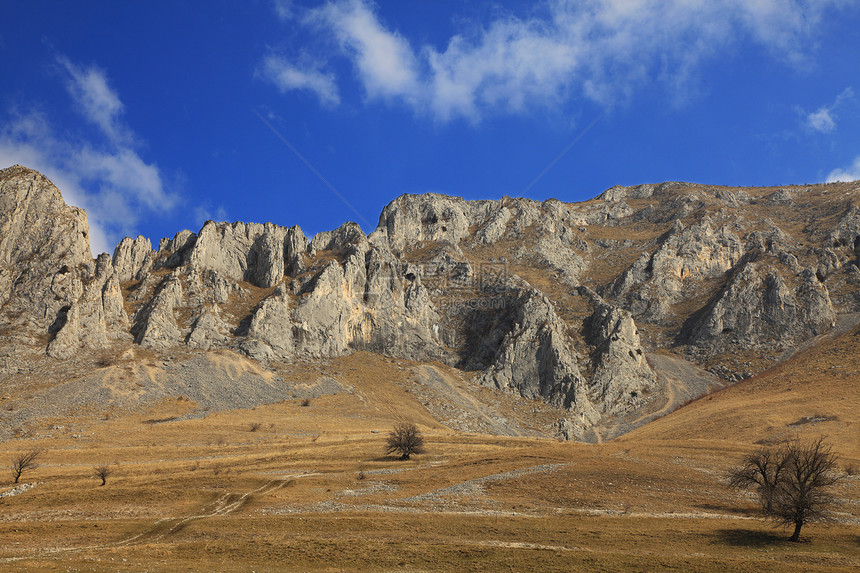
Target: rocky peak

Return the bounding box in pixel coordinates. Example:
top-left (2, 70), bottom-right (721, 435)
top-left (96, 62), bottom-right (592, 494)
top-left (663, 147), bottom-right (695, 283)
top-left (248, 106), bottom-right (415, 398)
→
top-left (0, 166), bottom-right (95, 339)
top-left (377, 193), bottom-right (474, 252)
top-left (2, 165), bottom-right (858, 442)
top-left (113, 235), bottom-right (154, 283)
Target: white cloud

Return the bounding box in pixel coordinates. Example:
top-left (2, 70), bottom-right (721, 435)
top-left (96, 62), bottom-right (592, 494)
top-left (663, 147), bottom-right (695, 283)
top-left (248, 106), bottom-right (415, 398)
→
top-left (268, 0), bottom-right (847, 122)
top-left (426, 15), bottom-right (581, 121)
top-left (827, 156), bottom-right (860, 183)
top-left (309, 0), bottom-right (420, 102)
top-left (807, 108), bottom-right (836, 133)
top-left (260, 55), bottom-right (340, 106)
top-left (273, 0), bottom-right (293, 20)
top-left (0, 58), bottom-right (176, 256)
top-left (58, 56), bottom-right (132, 145)
top-left (805, 87), bottom-right (854, 133)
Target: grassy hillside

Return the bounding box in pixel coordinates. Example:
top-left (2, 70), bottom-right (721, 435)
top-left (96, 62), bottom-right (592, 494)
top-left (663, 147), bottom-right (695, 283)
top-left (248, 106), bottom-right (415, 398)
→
top-left (0, 339), bottom-right (857, 571)
top-left (620, 321), bottom-right (860, 460)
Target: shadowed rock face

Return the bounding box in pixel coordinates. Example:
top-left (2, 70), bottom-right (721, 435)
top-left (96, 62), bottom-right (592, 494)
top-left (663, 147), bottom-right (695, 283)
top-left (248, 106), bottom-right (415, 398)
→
top-left (2, 164), bottom-right (858, 440)
top-left (681, 263), bottom-right (836, 345)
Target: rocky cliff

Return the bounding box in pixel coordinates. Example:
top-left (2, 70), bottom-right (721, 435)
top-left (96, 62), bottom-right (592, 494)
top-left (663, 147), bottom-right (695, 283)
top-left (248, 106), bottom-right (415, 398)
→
top-left (2, 165), bottom-right (858, 440)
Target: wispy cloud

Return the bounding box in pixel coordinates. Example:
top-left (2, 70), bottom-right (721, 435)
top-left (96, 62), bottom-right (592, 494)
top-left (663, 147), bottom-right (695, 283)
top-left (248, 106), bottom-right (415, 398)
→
top-left (309, 0), bottom-right (420, 102)
top-left (57, 56), bottom-right (132, 145)
top-left (273, 0), bottom-right (293, 21)
top-left (804, 87), bottom-right (854, 133)
top-left (0, 57), bottom-right (176, 255)
top-left (264, 0), bottom-right (847, 122)
top-left (827, 156), bottom-right (860, 183)
top-left (807, 108), bottom-right (837, 133)
top-left (259, 55), bottom-right (340, 106)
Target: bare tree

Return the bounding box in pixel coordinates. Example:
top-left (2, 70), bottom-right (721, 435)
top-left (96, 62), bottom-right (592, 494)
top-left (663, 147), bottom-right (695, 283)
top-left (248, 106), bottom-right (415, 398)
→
top-left (11, 450), bottom-right (41, 484)
top-left (730, 437), bottom-right (841, 541)
top-left (729, 446), bottom-right (787, 513)
top-left (386, 422), bottom-right (426, 460)
top-left (776, 437), bottom-right (841, 541)
top-left (93, 465), bottom-right (113, 486)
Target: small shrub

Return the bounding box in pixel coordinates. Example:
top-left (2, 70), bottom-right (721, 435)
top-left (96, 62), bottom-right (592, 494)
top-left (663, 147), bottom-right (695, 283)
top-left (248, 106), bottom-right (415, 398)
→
top-left (93, 464), bottom-right (113, 486)
top-left (301, 398), bottom-right (311, 407)
top-left (11, 450), bottom-right (41, 484)
top-left (845, 462), bottom-right (859, 476)
top-left (386, 422), bottom-right (426, 461)
top-left (248, 422), bottom-right (262, 432)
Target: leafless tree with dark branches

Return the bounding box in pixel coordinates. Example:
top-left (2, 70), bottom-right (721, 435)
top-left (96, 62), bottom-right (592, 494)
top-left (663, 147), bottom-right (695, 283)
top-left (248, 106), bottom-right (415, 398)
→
top-left (386, 422), bottom-right (426, 460)
top-left (11, 450), bottom-right (41, 484)
top-left (93, 464), bottom-right (113, 486)
top-left (729, 445), bottom-right (788, 513)
top-left (730, 436), bottom-right (841, 541)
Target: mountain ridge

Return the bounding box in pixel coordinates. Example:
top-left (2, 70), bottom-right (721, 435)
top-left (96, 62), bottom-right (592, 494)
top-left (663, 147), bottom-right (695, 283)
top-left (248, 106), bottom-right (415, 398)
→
top-left (2, 164), bottom-right (858, 441)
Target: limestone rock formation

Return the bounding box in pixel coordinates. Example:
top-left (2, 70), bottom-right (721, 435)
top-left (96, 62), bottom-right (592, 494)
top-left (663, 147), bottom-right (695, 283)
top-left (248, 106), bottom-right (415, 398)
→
top-left (131, 272), bottom-right (185, 348)
top-left (113, 235), bottom-right (153, 283)
top-left (188, 221), bottom-right (291, 288)
top-left (828, 206), bottom-right (860, 249)
top-left (186, 306), bottom-right (230, 350)
top-left (0, 166), bottom-right (93, 331)
top-left (0, 165), bottom-right (130, 356)
top-left (47, 253), bottom-right (129, 358)
top-left (240, 286), bottom-right (293, 359)
top-left (477, 289), bottom-right (599, 437)
top-left (584, 296), bottom-right (656, 415)
top-left (681, 263), bottom-right (836, 353)
top-left (155, 229), bottom-right (197, 269)
top-left (377, 193), bottom-right (473, 253)
top-left (609, 217), bottom-right (743, 320)
top-left (3, 164), bottom-right (859, 441)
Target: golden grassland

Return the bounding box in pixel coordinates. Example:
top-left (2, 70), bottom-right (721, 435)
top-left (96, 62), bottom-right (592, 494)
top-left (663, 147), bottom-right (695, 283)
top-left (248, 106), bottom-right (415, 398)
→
top-left (0, 333), bottom-right (858, 571)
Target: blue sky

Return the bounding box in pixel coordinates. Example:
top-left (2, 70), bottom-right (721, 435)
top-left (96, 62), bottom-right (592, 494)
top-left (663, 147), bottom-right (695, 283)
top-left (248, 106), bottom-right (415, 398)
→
top-left (1, 0), bottom-right (859, 255)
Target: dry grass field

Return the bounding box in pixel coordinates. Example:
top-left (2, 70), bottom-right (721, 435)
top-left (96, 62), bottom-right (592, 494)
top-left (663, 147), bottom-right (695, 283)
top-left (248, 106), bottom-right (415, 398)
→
top-left (1, 331), bottom-right (858, 571)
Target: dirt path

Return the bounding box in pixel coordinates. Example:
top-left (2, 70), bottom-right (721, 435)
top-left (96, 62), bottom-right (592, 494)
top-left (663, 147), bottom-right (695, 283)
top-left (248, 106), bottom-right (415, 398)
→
top-left (587, 353), bottom-right (725, 443)
top-left (0, 478), bottom-right (292, 563)
top-left (118, 479), bottom-right (291, 545)
top-left (631, 375), bottom-right (680, 427)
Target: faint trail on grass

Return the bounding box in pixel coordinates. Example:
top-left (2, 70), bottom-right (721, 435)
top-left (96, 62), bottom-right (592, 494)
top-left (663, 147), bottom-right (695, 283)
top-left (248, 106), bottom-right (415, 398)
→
top-left (403, 463), bottom-right (568, 503)
top-left (0, 479), bottom-right (291, 563)
top-left (119, 479), bottom-right (291, 544)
